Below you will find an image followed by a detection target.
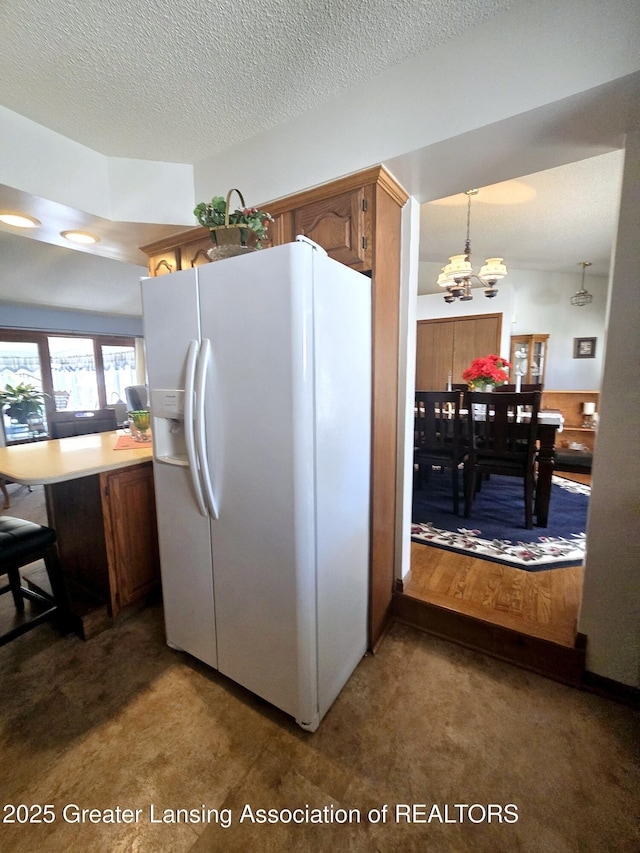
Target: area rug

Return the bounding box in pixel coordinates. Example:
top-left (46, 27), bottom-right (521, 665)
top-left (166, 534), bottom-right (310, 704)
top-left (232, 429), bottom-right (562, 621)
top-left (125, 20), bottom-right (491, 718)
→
top-left (411, 473), bottom-right (589, 570)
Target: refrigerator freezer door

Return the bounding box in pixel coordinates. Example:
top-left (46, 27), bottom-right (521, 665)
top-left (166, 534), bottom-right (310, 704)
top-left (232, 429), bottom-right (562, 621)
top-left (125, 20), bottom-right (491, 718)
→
top-left (141, 270), bottom-right (218, 670)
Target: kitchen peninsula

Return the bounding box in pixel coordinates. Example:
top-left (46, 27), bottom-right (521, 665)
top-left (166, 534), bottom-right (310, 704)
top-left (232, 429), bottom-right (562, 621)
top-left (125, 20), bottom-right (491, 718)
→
top-left (0, 432), bottom-right (160, 638)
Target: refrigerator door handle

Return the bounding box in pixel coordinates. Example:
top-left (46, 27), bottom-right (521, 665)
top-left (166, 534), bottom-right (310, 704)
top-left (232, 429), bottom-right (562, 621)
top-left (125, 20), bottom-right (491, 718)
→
top-left (195, 338), bottom-right (219, 519)
top-left (185, 339), bottom-right (208, 517)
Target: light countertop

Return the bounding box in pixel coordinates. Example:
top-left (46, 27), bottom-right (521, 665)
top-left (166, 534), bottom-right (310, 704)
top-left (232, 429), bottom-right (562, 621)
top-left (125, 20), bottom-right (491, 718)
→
top-left (0, 431), bottom-right (153, 486)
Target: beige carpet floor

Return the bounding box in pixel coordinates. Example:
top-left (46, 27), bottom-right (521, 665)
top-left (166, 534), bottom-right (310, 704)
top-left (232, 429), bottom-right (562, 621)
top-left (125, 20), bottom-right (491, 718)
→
top-left (1, 487), bottom-right (638, 852)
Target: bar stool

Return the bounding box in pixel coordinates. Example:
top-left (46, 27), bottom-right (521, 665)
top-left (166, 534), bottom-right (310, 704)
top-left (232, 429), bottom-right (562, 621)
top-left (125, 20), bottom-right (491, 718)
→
top-left (0, 516), bottom-right (69, 646)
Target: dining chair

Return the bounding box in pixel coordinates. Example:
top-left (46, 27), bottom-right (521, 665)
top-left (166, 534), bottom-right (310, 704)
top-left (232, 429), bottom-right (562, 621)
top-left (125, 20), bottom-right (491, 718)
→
top-left (414, 390), bottom-right (467, 514)
top-left (494, 383), bottom-right (543, 392)
top-left (463, 391), bottom-right (541, 529)
top-left (49, 408), bottom-right (117, 439)
top-left (125, 385), bottom-right (148, 411)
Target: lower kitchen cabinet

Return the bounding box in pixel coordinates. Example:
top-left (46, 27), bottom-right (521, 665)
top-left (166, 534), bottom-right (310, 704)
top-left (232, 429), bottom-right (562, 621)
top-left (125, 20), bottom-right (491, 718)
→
top-left (45, 461), bottom-right (160, 637)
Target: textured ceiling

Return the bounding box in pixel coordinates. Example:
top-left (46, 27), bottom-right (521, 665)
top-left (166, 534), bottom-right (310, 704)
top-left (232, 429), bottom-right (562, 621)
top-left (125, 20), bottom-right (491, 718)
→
top-left (0, 0), bottom-right (632, 314)
top-left (419, 151), bottom-right (624, 289)
top-left (0, 0), bottom-right (515, 162)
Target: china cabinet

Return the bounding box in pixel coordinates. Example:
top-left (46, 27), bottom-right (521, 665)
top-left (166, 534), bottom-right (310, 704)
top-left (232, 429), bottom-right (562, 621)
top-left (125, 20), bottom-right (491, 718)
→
top-left (510, 334), bottom-right (549, 386)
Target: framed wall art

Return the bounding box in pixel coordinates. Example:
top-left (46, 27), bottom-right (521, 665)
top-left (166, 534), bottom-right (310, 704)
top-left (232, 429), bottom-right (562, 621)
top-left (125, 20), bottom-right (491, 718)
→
top-left (574, 337), bottom-right (597, 359)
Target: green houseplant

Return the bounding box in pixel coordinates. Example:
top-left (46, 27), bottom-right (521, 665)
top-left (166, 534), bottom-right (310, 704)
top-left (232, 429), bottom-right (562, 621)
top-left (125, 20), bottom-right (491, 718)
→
top-left (0, 382), bottom-right (47, 423)
top-left (194, 188), bottom-right (274, 253)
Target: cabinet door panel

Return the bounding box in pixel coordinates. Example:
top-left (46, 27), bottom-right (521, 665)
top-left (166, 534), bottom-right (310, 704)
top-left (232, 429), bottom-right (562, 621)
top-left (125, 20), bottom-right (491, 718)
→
top-left (416, 315), bottom-right (501, 390)
top-left (148, 250), bottom-right (179, 277)
top-left (181, 237), bottom-right (213, 269)
top-left (293, 188), bottom-right (366, 266)
top-left (452, 316), bottom-right (501, 382)
top-left (103, 464), bottom-right (160, 614)
top-left (416, 321), bottom-right (454, 389)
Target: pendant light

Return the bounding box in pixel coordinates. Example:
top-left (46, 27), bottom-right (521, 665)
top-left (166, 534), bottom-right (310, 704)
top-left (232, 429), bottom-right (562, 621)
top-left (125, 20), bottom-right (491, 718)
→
top-left (571, 261), bottom-right (593, 306)
top-left (437, 189), bottom-right (508, 303)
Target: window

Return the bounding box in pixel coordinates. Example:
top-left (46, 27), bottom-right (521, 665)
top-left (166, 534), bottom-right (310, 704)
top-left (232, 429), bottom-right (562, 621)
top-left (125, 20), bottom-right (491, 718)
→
top-left (0, 339), bottom-right (47, 441)
top-left (49, 336), bottom-right (99, 411)
top-left (101, 344), bottom-right (137, 406)
top-left (0, 330), bottom-right (138, 443)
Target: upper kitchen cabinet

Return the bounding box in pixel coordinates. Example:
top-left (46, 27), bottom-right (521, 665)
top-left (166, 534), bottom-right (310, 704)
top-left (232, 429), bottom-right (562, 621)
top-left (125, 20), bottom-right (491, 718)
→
top-left (141, 165), bottom-right (408, 648)
top-left (180, 234), bottom-right (214, 270)
top-left (291, 187), bottom-right (371, 269)
top-left (147, 248), bottom-right (179, 277)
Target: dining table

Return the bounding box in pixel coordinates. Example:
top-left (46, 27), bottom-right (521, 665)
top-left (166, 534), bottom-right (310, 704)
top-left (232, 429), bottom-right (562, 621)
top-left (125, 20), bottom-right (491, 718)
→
top-left (414, 400), bottom-right (563, 527)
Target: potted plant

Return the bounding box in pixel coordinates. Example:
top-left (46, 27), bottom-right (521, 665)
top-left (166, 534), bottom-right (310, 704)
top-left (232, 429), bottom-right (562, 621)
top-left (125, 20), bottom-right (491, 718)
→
top-left (128, 409), bottom-right (151, 442)
top-left (194, 189), bottom-right (274, 259)
top-left (0, 382), bottom-right (47, 424)
top-left (462, 355), bottom-right (511, 390)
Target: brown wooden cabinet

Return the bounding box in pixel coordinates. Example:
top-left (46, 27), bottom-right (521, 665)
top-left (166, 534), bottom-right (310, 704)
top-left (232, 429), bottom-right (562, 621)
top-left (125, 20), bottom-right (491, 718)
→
top-left (101, 463), bottom-right (160, 615)
top-left (292, 186), bottom-right (372, 269)
top-left (510, 334), bottom-right (549, 386)
top-left (141, 166), bottom-right (408, 647)
top-left (416, 314), bottom-right (502, 390)
top-left (46, 461), bottom-right (160, 636)
top-left (541, 390), bottom-right (599, 451)
top-left (147, 248), bottom-right (179, 277)
top-left (180, 235), bottom-right (214, 270)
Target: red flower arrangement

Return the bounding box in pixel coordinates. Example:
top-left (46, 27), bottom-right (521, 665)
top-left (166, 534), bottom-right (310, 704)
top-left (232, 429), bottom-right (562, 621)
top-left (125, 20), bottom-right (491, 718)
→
top-left (462, 354), bottom-right (511, 389)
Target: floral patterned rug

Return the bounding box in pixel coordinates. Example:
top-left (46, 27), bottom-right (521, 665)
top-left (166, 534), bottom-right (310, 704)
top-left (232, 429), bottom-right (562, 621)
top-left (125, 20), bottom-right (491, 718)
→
top-left (411, 474), bottom-right (589, 570)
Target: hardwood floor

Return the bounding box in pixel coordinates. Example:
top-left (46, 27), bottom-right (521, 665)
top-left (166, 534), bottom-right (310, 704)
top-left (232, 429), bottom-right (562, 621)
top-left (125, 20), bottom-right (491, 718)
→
top-left (404, 470), bottom-right (588, 649)
top-left (405, 544), bottom-right (583, 647)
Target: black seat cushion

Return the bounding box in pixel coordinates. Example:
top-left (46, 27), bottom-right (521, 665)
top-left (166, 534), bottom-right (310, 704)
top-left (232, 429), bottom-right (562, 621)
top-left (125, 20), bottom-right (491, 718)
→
top-left (555, 450), bottom-right (593, 471)
top-left (0, 516), bottom-right (56, 564)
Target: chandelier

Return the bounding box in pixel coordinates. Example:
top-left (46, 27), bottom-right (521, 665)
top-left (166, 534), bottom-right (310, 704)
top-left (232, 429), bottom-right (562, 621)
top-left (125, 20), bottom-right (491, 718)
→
top-left (437, 189), bottom-right (508, 303)
top-left (571, 261), bottom-right (593, 307)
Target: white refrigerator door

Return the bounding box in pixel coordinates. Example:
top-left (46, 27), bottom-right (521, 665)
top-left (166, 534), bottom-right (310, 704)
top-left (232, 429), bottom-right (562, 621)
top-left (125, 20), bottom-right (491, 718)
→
top-left (141, 269), bottom-right (218, 670)
top-left (197, 244), bottom-right (316, 723)
top-left (197, 240), bottom-right (370, 730)
top-left (310, 248), bottom-right (370, 722)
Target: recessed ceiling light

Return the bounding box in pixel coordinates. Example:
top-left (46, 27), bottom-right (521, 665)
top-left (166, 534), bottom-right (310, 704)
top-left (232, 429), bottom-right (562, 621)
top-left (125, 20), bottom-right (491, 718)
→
top-left (60, 230), bottom-right (100, 245)
top-left (0, 212), bottom-right (41, 228)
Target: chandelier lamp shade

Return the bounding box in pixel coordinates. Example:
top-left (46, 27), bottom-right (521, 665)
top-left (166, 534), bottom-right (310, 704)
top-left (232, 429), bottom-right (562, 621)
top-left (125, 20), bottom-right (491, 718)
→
top-left (571, 261), bottom-right (593, 307)
top-left (437, 189), bottom-right (508, 303)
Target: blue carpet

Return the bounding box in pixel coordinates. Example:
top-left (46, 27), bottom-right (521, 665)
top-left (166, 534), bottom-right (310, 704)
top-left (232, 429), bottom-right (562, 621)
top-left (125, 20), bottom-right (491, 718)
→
top-left (411, 472), bottom-right (589, 570)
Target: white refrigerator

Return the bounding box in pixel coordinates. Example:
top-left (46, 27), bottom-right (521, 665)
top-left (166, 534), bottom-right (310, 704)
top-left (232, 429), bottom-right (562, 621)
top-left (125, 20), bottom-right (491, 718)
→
top-left (141, 237), bottom-right (371, 731)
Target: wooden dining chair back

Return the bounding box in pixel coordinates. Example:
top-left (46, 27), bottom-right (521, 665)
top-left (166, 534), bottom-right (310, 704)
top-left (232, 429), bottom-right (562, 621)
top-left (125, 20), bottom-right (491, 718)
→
top-left (464, 391), bottom-right (541, 529)
top-left (494, 383), bottom-right (543, 392)
top-left (414, 390), bottom-right (466, 514)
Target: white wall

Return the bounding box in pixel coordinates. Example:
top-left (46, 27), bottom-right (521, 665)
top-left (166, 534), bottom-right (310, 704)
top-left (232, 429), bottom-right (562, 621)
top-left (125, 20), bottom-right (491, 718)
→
top-left (579, 132), bottom-right (640, 686)
top-left (193, 0), bottom-right (640, 209)
top-left (510, 268), bottom-right (608, 389)
top-left (0, 230), bottom-right (147, 319)
top-left (395, 198), bottom-right (421, 583)
top-left (415, 264), bottom-right (608, 389)
top-left (0, 106), bottom-right (194, 226)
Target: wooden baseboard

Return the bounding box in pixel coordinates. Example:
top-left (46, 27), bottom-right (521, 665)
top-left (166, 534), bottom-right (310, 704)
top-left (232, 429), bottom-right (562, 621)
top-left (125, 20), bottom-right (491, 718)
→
top-left (395, 569), bottom-right (411, 594)
top-left (582, 671), bottom-right (640, 709)
top-left (392, 592), bottom-right (586, 686)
